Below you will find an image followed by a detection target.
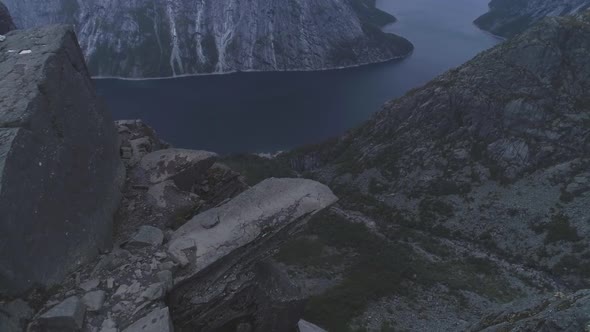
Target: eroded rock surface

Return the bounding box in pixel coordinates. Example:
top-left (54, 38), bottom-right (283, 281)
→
top-left (0, 25), bottom-right (124, 295)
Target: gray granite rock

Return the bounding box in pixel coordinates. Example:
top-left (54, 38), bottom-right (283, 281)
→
top-left (127, 226), bottom-right (164, 248)
top-left (169, 178), bottom-right (337, 330)
top-left (38, 296), bottom-right (86, 331)
top-left (122, 307), bottom-right (173, 332)
top-left (0, 25), bottom-right (125, 295)
top-left (82, 290), bottom-right (106, 312)
top-left (169, 178), bottom-right (337, 274)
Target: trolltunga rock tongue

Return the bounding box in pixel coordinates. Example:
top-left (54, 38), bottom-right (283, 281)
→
top-left (168, 177), bottom-right (338, 272)
top-left (0, 25), bottom-right (124, 295)
top-left (168, 177), bottom-right (337, 330)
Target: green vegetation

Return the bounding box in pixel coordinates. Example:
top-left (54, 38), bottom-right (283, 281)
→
top-left (284, 206), bottom-right (521, 331)
top-left (544, 213), bottom-right (581, 244)
top-left (221, 154), bottom-right (295, 186)
top-left (419, 198), bottom-right (454, 223)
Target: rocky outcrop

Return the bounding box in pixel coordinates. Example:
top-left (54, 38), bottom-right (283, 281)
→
top-left (0, 1), bottom-right (15, 34)
top-left (0, 25), bottom-right (124, 295)
top-left (475, 0), bottom-right (590, 37)
top-left (2, 0), bottom-right (412, 77)
top-left (169, 178), bottom-right (337, 330)
top-left (280, 11), bottom-right (590, 331)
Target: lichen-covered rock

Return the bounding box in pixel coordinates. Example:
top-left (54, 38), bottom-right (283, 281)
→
top-left (2, 0), bottom-right (413, 77)
top-left (0, 25), bottom-right (124, 295)
top-left (0, 1), bottom-right (15, 34)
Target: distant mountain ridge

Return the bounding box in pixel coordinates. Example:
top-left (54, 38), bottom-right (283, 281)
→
top-left (3, 0), bottom-right (413, 78)
top-left (475, 0), bottom-right (590, 37)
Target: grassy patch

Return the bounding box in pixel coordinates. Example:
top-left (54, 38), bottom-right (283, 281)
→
top-left (220, 154), bottom-right (295, 186)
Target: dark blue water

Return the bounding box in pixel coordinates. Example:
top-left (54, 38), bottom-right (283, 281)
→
top-left (95, 0), bottom-right (500, 154)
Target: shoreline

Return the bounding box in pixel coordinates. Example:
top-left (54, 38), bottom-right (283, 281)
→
top-left (91, 52), bottom-right (413, 81)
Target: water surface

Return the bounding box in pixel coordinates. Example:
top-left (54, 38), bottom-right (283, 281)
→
top-left (95, 0), bottom-right (500, 153)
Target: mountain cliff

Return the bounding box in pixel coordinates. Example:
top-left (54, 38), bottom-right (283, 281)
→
top-left (3, 0), bottom-right (413, 78)
top-left (475, 0), bottom-right (590, 37)
top-left (254, 11), bottom-right (590, 331)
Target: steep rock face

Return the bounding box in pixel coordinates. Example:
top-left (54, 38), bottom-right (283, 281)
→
top-left (0, 25), bottom-right (124, 295)
top-left (3, 0), bottom-right (413, 78)
top-left (280, 12), bottom-right (590, 331)
top-left (475, 0), bottom-right (590, 37)
top-left (0, 1), bottom-right (15, 34)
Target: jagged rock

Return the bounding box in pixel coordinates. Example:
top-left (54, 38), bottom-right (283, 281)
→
top-left (298, 319), bottom-right (327, 332)
top-left (3, 0), bottom-right (412, 77)
top-left (136, 149), bottom-right (217, 190)
top-left (122, 307), bottom-right (173, 332)
top-left (116, 120), bottom-right (169, 167)
top-left (127, 226), bottom-right (164, 248)
top-left (169, 178), bottom-right (337, 330)
top-left (37, 296), bottom-right (86, 331)
top-left (0, 25), bottom-right (124, 295)
top-left (0, 1), bottom-right (15, 34)
top-left (99, 317), bottom-right (118, 332)
top-left (140, 282), bottom-right (166, 301)
top-left (79, 279), bottom-right (100, 292)
top-left (83, 290), bottom-right (106, 312)
top-left (475, 0), bottom-right (590, 37)
top-left (0, 299), bottom-right (33, 332)
top-left (146, 180), bottom-right (202, 228)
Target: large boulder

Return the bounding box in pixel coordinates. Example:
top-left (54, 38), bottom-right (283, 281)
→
top-left (169, 178), bottom-right (338, 330)
top-left (0, 1), bottom-right (15, 34)
top-left (0, 25), bottom-right (124, 295)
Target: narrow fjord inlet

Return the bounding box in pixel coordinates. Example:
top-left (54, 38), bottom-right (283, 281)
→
top-left (95, 0), bottom-right (500, 153)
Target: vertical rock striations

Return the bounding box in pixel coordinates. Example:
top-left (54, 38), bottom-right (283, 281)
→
top-left (2, 0), bottom-right (413, 78)
top-left (0, 25), bottom-right (124, 295)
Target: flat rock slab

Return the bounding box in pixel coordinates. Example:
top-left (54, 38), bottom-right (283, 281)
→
top-left (122, 307), bottom-right (173, 332)
top-left (127, 225), bottom-right (164, 248)
top-left (168, 178), bottom-right (337, 274)
top-left (138, 149), bottom-right (217, 190)
top-left (38, 296), bottom-right (86, 331)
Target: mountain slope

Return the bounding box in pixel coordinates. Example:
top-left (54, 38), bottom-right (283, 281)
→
top-left (475, 0), bottom-right (590, 37)
top-left (3, 0), bottom-right (413, 78)
top-left (268, 11), bottom-right (590, 331)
